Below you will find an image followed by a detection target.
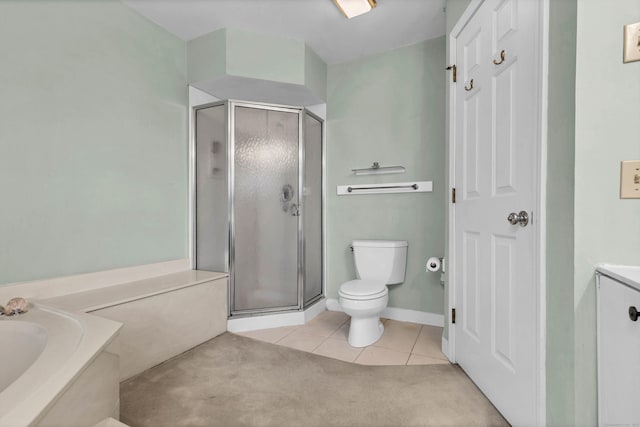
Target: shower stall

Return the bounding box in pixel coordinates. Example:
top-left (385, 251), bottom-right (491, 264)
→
top-left (192, 101), bottom-right (324, 317)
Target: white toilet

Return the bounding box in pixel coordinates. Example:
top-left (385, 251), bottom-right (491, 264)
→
top-left (339, 240), bottom-right (408, 347)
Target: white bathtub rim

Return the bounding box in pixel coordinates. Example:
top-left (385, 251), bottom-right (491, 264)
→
top-left (0, 303), bottom-right (121, 427)
top-left (0, 322), bottom-right (48, 392)
top-left (0, 259), bottom-right (189, 303)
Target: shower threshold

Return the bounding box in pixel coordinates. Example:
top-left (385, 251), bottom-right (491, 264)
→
top-left (227, 297), bottom-right (326, 333)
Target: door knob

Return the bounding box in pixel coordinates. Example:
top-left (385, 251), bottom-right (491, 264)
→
top-left (507, 211), bottom-right (529, 227)
top-left (630, 306), bottom-right (639, 321)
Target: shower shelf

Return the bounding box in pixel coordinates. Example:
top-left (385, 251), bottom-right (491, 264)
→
top-left (336, 181), bottom-right (433, 195)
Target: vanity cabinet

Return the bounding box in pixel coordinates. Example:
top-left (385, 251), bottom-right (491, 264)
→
top-left (597, 266), bottom-right (640, 426)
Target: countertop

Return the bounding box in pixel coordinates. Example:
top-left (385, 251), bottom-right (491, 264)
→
top-left (597, 264), bottom-right (640, 291)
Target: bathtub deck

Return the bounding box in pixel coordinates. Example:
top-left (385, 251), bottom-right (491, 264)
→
top-left (39, 270), bottom-right (227, 312)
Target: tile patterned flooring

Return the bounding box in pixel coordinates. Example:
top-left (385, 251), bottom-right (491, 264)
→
top-left (237, 310), bottom-right (450, 366)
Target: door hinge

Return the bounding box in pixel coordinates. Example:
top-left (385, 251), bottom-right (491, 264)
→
top-left (446, 64), bottom-right (457, 82)
top-left (452, 308), bottom-right (456, 324)
top-left (452, 188), bottom-right (456, 204)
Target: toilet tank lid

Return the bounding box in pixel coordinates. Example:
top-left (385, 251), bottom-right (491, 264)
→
top-left (352, 240), bottom-right (408, 248)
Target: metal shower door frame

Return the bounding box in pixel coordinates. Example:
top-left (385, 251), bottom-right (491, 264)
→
top-left (301, 108), bottom-right (325, 309)
top-left (190, 99), bottom-right (228, 274)
top-left (228, 101), bottom-right (302, 316)
top-left (191, 99), bottom-right (325, 318)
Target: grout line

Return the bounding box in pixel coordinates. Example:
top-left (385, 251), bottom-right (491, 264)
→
top-left (309, 336), bottom-right (328, 353)
top-left (274, 326), bottom-right (299, 344)
top-left (406, 325), bottom-right (424, 365)
top-left (409, 324), bottom-right (423, 352)
top-left (314, 339), bottom-right (364, 364)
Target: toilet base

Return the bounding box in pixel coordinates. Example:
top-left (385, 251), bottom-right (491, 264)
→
top-left (347, 317), bottom-right (384, 347)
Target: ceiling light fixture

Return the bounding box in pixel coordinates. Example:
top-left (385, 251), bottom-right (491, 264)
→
top-left (333, 0), bottom-right (377, 19)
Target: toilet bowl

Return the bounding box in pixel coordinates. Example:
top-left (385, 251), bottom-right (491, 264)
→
top-left (339, 279), bottom-right (388, 347)
top-left (338, 240), bottom-right (408, 347)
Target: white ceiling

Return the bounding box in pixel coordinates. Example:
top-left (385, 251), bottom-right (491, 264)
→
top-left (122, 0), bottom-right (446, 65)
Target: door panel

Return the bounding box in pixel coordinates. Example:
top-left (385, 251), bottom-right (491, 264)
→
top-left (493, 61), bottom-right (516, 195)
top-left (493, 0), bottom-right (518, 46)
top-left (491, 234), bottom-right (516, 370)
top-left (462, 231), bottom-right (481, 340)
top-left (463, 92), bottom-right (482, 199)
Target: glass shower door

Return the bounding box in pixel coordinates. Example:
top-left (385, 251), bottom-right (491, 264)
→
top-left (231, 105), bottom-right (300, 313)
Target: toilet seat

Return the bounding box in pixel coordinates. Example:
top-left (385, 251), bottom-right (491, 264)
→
top-left (339, 279), bottom-right (387, 301)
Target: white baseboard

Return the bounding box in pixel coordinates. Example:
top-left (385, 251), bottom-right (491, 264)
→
top-left (0, 259), bottom-right (190, 302)
top-left (325, 298), bottom-right (342, 312)
top-left (442, 336), bottom-right (451, 361)
top-left (304, 298), bottom-right (327, 322)
top-left (228, 298), bottom-right (326, 333)
top-left (326, 298), bottom-right (444, 327)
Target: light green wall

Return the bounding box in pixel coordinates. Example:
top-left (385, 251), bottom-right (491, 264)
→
top-left (445, 0), bottom-right (472, 36)
top-left (574, 0), bottom-right (640, 425)
top-left (187, 29), bottom-right (226, 84)
top-left (226, 28), bottom-right (305, 85)
top-left (0, 0), bottom-right (188, 285)
top-left (304, 46), bottom-right (328, 103)
top-left (326, 37), bottom-right (446, 314)
top-left (443, 0), bottom-right (472, 340)
top-left (187, 28), bottom-right (327, 102)
top-left (545, 0), bottom-right (577, 424)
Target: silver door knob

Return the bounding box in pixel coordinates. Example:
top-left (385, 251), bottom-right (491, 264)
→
top-left (507, 211), bottom-right (529, 227)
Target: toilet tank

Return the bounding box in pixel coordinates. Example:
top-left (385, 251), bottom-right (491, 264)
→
top-left (352, 240), bottom-right (408, 284)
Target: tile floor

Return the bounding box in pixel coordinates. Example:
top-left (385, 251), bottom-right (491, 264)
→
top-left (237, 310), bottom-right (449, 366)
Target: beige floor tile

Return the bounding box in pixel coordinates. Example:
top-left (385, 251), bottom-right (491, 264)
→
top-left (355, 346), bottom-right (410, 366)
top-left (412, 325), bottom-right (447, 360)
top-left (276, 329), bottom-right (326, 352)
top-left (329, 322), bottom-right (350, 341)
top-left (313, 338), bottom-right (363, 362)
top-left (373, 319), bottom-right (421, 353)
top-left (314, 310), bottom-right (349, 325)
top-left (298, 310), bottom-right (349, 337)
top-left (407, 353), bottom-right (450, 365)
top-left (236, 326), bottom-right (298, 344)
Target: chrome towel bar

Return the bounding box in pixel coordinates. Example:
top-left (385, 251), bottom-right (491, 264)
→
top-left (337, 181), bottom-right (433, 196)
top-left (347, 184), bottom-right (418, 192)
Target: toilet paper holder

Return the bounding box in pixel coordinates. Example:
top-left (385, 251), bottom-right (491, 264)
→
top-left (426, 257), bottom-right (445, 273)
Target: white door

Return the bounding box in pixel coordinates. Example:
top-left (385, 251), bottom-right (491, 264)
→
top-left (453, 0), bottom-right (540, 425)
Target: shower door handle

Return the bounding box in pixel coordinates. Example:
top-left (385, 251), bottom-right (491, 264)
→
top-left (290, 204), bottom-right (300, 217)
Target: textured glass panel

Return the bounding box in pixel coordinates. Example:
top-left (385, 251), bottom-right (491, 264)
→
top-left (233, 107), bottom-right (299, 311)
top-left (303, 113), bottom-right (323, 305)
top-left (195, 105), bottom-right (227, 272)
